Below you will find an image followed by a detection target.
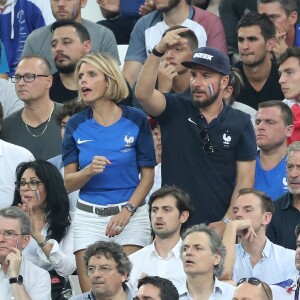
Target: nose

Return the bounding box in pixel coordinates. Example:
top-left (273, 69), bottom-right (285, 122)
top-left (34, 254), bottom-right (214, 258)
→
top-left (57, 0), bottom-right (66, 6)
top-left (278, 73), bottom-right (285, 84)
top-left (165, 49), bottom-right (175, 59)
top-left (289, 167), bottom-right (299, 178)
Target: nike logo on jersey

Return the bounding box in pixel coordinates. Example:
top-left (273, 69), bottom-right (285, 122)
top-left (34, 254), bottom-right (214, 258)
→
top-left (77, 138), bottom-right (94, 144)
top-left (188, 117), bottom-right (197, 125)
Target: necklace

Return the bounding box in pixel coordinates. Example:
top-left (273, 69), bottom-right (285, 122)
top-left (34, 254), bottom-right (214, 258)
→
top-left (23, 104), bottom-right (55, 138)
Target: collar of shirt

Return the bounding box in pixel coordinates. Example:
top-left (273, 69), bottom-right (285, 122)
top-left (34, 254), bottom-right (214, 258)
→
top-left (151, 238), bottom-right (182, 259)
top-left (279, 192), bottom-right (294, 210)
top-left (240, 238), bottom-right (272, 259)
top-left (86, 285), bottom-right (133, 300)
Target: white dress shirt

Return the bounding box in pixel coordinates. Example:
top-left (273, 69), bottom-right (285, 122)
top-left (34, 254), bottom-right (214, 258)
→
top-left (0, 256), bottom-right (51, 300)
top-left (22, 216), bottom-right (76, 277)
top-left (129, 238), bottom-right (186, 296)
top-left (179, 277), bottom-right (236, 300)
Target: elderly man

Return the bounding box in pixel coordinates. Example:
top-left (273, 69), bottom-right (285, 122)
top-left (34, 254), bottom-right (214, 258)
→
top-left (0, 207), bottom-right (51, 299)
top-left (70, 241), bottom-right (133, 300)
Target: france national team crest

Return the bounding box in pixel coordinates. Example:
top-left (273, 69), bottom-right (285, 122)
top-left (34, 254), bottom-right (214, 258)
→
top-left (223, 130), bottom-right (231, 147)
top-left (121, 134), bottom-right (135, 152)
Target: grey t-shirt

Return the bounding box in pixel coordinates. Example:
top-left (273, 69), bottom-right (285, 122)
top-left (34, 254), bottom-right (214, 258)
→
top-left (2, 102), bottom-right (63, 160)
top-left (21, 19), bottom-right (120, 73)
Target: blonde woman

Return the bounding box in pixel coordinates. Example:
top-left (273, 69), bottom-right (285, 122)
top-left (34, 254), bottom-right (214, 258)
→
top-left (62, 53), bottom-right (155, 291)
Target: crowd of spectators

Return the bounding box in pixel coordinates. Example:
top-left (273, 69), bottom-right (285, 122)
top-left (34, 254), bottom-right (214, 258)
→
top-left (0, 0), bottom-right (300, 299)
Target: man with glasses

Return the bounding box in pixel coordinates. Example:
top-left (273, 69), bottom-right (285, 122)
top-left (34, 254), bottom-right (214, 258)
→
top-left (135, 28), bottom-right (257, 230)
top-left (233, 278), bottom-right (273, 300)
top-left (1, 55), bottom-right (63, 161)
top-left (0, 206), bottom-right (51, 299)
top-left (70, 241), bottom-right (133, 300)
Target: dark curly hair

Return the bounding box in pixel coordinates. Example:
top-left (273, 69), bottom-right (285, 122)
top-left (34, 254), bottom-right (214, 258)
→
top-left (13, 160), bottom-right (71, 243)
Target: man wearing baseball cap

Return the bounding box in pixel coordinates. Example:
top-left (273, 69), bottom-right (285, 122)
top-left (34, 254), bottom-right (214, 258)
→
top-left (135, 27), bottom-right (257, 233)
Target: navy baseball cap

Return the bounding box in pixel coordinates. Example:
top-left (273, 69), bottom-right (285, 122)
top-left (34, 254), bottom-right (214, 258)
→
top-left (181, 47), bottom-right (230, 75)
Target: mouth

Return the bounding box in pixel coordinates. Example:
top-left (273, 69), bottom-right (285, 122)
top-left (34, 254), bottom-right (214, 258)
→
top-left (82, 87), bottom-right (92, 95)
top-left (21, 194), bottom-right (32, 203)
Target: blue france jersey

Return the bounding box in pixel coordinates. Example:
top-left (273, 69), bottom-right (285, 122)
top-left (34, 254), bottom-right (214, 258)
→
top-left (62, 106), bottom-right (156, 205)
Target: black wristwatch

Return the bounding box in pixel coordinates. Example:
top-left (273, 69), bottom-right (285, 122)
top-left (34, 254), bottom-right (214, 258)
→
top-left (125, 203), bottom-right (136, 214)
top-left (9, 275), bottom-right (23, 285)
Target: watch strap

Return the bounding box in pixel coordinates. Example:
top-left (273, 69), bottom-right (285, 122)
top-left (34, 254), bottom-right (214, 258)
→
top-left (151, 46), bottom-right (165, 57)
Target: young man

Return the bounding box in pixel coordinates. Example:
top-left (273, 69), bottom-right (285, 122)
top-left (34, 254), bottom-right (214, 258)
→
top-left (258, 0), bottom-right (299, 59)
top-left (22, 0), bottom-right (119, 73)
top-left (278, 46), bottom-right (300, 143)
top-left (135, 28), bottom-right (256, 230)
top-left (129, 185), bottom-right (192, 295)
top-left (254, 100), bottom-right (293, 200)
top-left (70, 241), bottom-right (133, 300)
top-left (123, 0), bottom-right (227, 88)
top-left (235, 12), bottom-right (284, 109)
top-left (50, 19), bottom-right (91, 103)
top-left (221, 188), bottom-right (297, 284)
top-left (179, 224), bottom-right (236, 299)
top-left (0, 207), bottom-right (51, 299)
top-left (136, 276), bottom-right (179, 300)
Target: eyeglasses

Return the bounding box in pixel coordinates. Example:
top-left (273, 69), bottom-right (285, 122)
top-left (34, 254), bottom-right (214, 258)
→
top-left (10, 73), bottom-right (50, 83)
top-left (0, 232), bottom-right (26, 240)
top-left (200, 127), bottom-right (214, 154)
top-left (15, 180), bottom-right (43, 191)
top-left (237, 278), bottom-right (270, 300)
top-left (87, 265), bottom-right (116, 276)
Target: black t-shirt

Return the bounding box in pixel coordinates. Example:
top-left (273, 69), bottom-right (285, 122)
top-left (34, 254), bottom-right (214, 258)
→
top-left (50, 72), bottom-right (78, 103)
top-left (235, 60), bottom-right (284, 110)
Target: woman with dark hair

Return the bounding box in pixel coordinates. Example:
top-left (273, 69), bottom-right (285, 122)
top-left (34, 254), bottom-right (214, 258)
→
top-left (13, 159), bottom-right (76, 300)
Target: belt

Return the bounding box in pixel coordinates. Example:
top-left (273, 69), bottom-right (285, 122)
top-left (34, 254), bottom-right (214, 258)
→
top-left (77, 199), bottom-right (146, 217)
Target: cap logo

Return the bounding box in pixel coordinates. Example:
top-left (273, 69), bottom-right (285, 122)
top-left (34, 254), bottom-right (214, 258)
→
top-left (193, 53), bottom-right (213, 60)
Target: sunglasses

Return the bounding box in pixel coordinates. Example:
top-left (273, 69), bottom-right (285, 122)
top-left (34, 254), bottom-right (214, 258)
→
top-left (237, 278), bottom-right (270, 300)
top-left (200, 127), bottom-right (214, 154)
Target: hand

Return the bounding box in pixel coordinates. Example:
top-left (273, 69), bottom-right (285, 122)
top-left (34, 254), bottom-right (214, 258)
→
top-left (105, 208), bottom-right (132, 238)
top-left (233, 219), bottom-right (257, 242)
top-left (155, 28), bottom-right (190, 54)
top-left (271, 28), bottom-right (288, 59)
top-left (139, 0), bottom-right (155, 16)
top-left (3, 247), bottom-right (22, 277)
top-left (158, 61), bottom-right (178, 93)
top-left (88, 156), bottom-right (112, 176)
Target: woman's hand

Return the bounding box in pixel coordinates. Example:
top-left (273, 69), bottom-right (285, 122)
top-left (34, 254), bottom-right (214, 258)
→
top-left (88, 156), bottom-right (112, 176)
top-left (105, 208), bottom-right (132, 238)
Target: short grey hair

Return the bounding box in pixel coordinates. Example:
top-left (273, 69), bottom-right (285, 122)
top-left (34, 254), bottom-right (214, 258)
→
top-left (0, 206), bottom-right (31, 235)
top-left (83, 241), bottom-right (132, 276)
top-left (181, 224), bottom-right (226, 278)
top-left (286, 141), bottom-right (300, 161)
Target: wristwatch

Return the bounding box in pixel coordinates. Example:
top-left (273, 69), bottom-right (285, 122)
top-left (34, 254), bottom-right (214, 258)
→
top-left (124, 203), bottom-right (136, 214)
top-left (221, 217), bottom-right (232, 224)
top-left (9, 275), bottom-right (23, 285)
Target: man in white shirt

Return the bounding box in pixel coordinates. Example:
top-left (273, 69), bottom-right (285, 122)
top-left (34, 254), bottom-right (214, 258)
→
top-left (179, 224), bottom-right (236, 299)
top-left (0, 206), bottom-right (51, 300)
top-left (129, 185), bottom-right (193, 296)
top-left (221, 188), bottom-right (298, 284)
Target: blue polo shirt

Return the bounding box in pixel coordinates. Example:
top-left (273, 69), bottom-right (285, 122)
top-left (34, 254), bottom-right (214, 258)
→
top-left (62, 105), bottom-right (156, 205)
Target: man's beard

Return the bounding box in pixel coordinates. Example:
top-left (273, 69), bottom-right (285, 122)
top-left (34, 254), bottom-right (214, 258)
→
top-left (56, 63), bottom-right (76, 74)
top-left (158, 0), bottom-right (181, 13)
top-left (192, 84), bottom-right (220, 109)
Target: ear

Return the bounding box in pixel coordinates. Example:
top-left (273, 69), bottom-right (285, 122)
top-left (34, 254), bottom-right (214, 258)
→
top-left (46, 75), bottom-right (53, 89)
top-left (220, 75), bottom-right (229, 90)
top-left (223, 85), bottom-right (233, 101)
top-left (213, 252), bottom-right (222, 267)
top-left (179, 211), bottom-right (189, 224)
top-left (266, 38), bottom-right (276, 52)
top-left (120, 272), bottom-right (127, 283)
top-left (21, 235), bottom-right (30, 250)
top-left (262, 211), bottom-right (272, 225)
top-left (84, 40), bottom-right (92, 54)
top-left (286, 124), bottom-right (294, 138)
top-left (81, 0), bottom-right (87, 9)
top-left (289, 11), bottom-right (298, 26)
